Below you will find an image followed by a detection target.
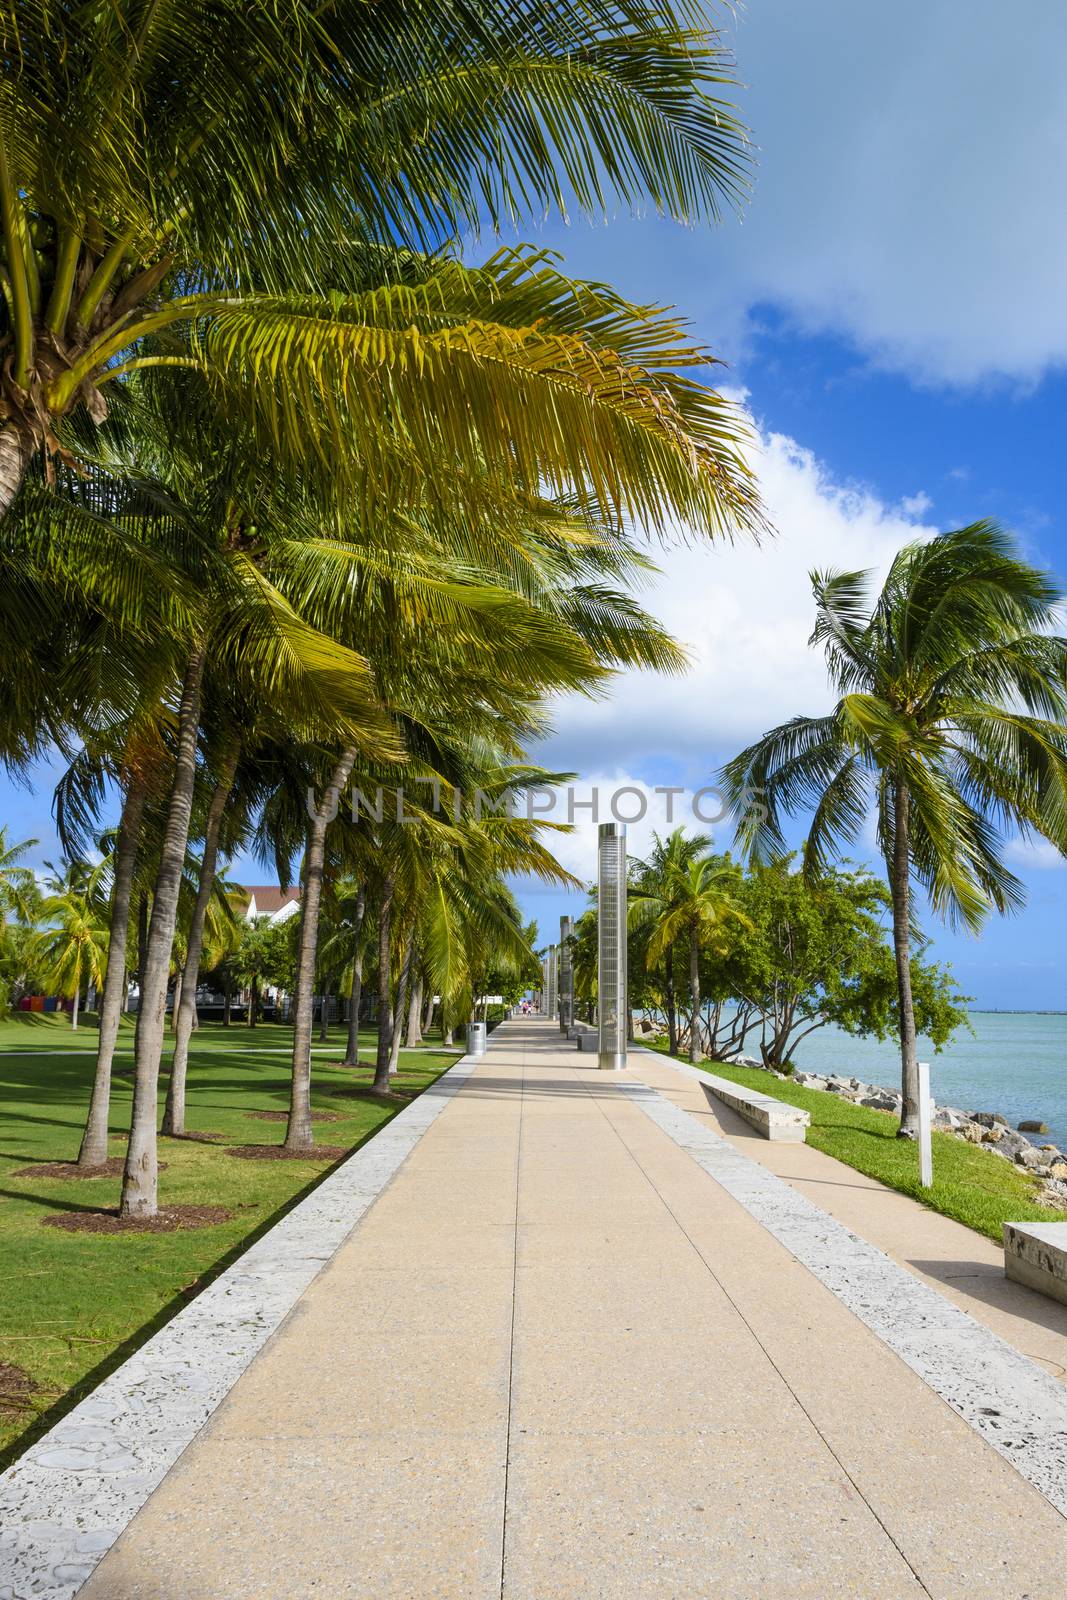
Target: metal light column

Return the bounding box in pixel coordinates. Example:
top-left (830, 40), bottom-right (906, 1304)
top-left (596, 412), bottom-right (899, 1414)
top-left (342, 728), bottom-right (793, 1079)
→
top-left (546, 944), bottom-right (558, 1020)
top-left (558, 915), bottom-right (574, 1033)
top-left (597, 822), bottom-right (628, 1070)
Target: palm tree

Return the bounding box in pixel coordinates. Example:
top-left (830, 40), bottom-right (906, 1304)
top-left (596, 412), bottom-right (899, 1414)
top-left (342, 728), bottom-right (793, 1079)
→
top-left (629, 829), bottom-right (712, 1054)
top-left (317, 877), bottom-right (371, 1067)
top-left (629, 844), bottom-right (750, 1062)
top-left (34, 861), bottom-right (110, 1030)
top-left (0, 3), bottom-right (758, 520)
top-left (723, 524), bottom-right (1067, 1135)
top-left (0, 828), bottom-right (39, 927)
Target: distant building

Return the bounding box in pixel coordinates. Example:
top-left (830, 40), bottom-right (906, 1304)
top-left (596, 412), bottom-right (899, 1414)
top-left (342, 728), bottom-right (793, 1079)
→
top-left (236, 886), bottom-right (301, 925)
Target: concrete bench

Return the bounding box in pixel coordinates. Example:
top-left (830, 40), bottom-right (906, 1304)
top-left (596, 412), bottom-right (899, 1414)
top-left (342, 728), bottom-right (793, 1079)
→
top-left (1003, 1221), bottom-right (1067, 1305)
top-left (698, 1072), bottom-right (810, 1142)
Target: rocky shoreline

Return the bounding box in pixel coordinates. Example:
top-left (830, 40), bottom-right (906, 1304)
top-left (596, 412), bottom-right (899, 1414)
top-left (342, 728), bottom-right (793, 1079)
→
top-left (727, 1055), bottom-right (1067, 1210)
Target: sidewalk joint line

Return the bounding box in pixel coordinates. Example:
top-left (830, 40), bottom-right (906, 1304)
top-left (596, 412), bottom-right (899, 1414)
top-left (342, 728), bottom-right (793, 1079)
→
top-left (565, 1064), bottom-right (934, 1596)
top-left (497, 1037), bottom-right (524, 1600)
top-left (617, 1065), bottom-right (1067, 1522)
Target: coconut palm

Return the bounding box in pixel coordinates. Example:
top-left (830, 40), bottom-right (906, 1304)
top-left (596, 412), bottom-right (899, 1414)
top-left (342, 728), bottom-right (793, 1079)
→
top-left (629, 828), bottom-right (713, 1054)
top-left (723, 523), bottom-right (1067, 1135)
top-left (0, 828), bottom-right (39, 926)
top-left (629, 844), bottom-right (749, 1062)
top-left (34, 860), bottom-right (110, 1030)
top-left (317, 877), bottom-right (372, 1068)
top-left (0, 2), bottom-right (757, 521)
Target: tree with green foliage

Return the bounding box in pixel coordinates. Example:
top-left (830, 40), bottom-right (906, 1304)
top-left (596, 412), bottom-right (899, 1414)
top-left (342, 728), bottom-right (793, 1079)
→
top-left (629, 830), bottom-right (721, 1054)
top-left (0, 1), bottom-right (760, 524)
top-left (34, 860), bottom-right (110, 1030)
top-left (232, 917), bottom-right (293, 1030)
top-left (721, 859), bottom-right (969, 1070)
top-left (724, 524), bottom-right (1067, 1134)
top-left (629, 839), bottom-right (750, 1062)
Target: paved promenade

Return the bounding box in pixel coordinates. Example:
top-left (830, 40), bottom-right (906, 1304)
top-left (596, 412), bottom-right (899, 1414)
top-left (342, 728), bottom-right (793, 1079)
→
top-left (64, 1020), bottom-right (1067, 1595)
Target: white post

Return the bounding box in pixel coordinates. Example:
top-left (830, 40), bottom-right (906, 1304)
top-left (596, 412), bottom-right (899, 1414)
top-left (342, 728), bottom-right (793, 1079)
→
top-left (597, 822), bottom-right (628, 1070)
top-left (917, 1060), bottom-right (932, 1188)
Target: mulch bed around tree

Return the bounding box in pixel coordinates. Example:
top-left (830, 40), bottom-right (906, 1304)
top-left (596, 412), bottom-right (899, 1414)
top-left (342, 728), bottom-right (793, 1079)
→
top-left (0, 1362), bottom-right (38, 1413)
top-left (15, 1158), bottom-right (167, 1180)
top-left (43, 1204), bottom-right (232, 1235)
top-left (225, 1144), bottom-right (347, 1162)
top-left (246, 1110), bottom-right (339, 1123)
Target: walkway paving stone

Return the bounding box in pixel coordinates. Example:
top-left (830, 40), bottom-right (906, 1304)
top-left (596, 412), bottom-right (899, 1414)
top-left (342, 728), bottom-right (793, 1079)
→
top-left (69, 1020), bottom-right (1067, 1597)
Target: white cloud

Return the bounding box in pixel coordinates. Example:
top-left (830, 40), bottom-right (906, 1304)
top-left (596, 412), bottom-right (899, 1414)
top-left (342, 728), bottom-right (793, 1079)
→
top-left (1004, 837), bottom-right (1067, 871)
top-left (532, 2), bottom-right (1067, 388)
top-left (538, 405), bottom-right (934, 773)
top-left (522, 771), bottom-right (734, 886)
top-left (900, 492), bottom-right (933, 518)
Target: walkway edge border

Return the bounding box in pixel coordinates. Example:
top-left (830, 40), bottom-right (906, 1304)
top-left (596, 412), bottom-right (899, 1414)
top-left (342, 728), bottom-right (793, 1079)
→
top-left (623, 1055), bottom-right (1067, 1518)
top-left (0, 1052), bottom-right (480, 1600)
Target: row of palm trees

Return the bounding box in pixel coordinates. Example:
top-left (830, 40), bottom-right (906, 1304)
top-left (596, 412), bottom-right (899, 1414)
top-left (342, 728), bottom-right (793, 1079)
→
top-left (0, 3), bottom-right (765, 1214)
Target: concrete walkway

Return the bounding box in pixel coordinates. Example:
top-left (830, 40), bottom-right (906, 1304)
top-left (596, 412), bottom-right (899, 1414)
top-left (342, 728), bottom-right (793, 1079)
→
top-left (78, 1019), bottom-right (1067, 1598)
top-left (633, 1047), bottom-right (1067, 1382)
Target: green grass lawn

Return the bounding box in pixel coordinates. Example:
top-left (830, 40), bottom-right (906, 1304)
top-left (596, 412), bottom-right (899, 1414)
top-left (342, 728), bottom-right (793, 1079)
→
top-left (0, 1017), bottom-right (459, 1465)
top-left (645, 1043), bottom-right (1067, 1243)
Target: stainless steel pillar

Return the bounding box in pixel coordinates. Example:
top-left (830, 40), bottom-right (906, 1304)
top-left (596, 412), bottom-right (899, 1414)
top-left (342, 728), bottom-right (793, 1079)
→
top-left (597, 822), bottom-right (627, 1070)
top-left (558, 915), bottom-right (574, 1032)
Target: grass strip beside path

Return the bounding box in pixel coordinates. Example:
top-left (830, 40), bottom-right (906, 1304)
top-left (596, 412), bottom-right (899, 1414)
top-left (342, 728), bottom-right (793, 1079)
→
top-left (645, 1044), bottom-right (1067, 1244)
top-left (0, 1019), bottom-right (459, 1465)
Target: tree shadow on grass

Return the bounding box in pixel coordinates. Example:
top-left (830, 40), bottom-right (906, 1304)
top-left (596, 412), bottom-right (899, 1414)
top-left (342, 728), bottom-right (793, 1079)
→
top-left (0, 1186), bottom-right (107, 1213)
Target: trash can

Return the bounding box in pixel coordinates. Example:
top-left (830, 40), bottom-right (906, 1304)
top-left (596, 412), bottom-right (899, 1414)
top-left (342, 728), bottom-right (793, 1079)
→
top-left (467, 1021), bottom-right (487, 1057)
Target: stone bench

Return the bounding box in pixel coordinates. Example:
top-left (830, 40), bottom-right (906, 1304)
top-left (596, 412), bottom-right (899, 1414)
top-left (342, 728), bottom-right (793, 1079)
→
top-left (568, 1022), bottom-right (597, 1049)
top-left (698, 1072), bottom-right (810, 1142)
top-left (1003, 1221), bottom-right (1067, 1305)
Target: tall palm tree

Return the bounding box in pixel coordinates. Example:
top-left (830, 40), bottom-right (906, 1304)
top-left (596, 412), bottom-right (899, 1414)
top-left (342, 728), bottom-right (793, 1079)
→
top-left (34, 860), bottom-right (110, 1030)
top-left (629, 829), bottom-right (712, 1054)
top-left (0, 2), bottom-right (757, 519)
top-left (0, 828), bottom-right (39, 927)
top-left (629, 844), bottom-right (749, 1062)
top-left (723, 524), bottom-right (1067, 1135)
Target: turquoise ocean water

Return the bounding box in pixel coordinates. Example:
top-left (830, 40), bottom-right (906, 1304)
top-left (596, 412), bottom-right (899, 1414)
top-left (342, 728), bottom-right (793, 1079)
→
top-left (792, 1012), bottom-right (1067, 1149)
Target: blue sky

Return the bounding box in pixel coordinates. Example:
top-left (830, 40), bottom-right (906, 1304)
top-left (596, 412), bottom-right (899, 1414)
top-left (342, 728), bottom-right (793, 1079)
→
top-left (6, 3), bottom-right (1067, 1009)
top-left (505, 1), bottom-right (1067, 1009)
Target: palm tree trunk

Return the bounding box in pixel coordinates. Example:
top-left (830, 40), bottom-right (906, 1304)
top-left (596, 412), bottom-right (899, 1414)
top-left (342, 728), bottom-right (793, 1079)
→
top-left (406, 974), bottom-right (423, 1046)
top-left (135, 892), bottom-right (148, 1008)
top-left (389, 940), bottom-right (413, 1076)
top-left (77, 774), bottom-right (147, 1169)
top-left (170, 967), bottom-right (183, 1031)
top-left (890, 778), bottom-right (920, 1139)
top-left (665, 944), bottom-right (678, 1056)
top-left (0, 426), bottom-right (31, 521)
top-left (70, 985), bottom-right (79, 1031)
top-left (372, 873), bottom-right (396, 1093)
top-left (223, 984), bottom-right (231, 1026)
top-left (422, 986), bottom-right (435, 1035)
top-left (341, 885), bottom-right (367, 1066)
top-left (688, 929), bottom-right (701, 1064)
top-left (285, 747), bottom-right (358, 1152)
top-left (121, 645), bottom-right (206, 1218)
top-left (317, 984), bottom-right (332, 1043)
top-left (162, 752), bottom-right (236, 1137)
